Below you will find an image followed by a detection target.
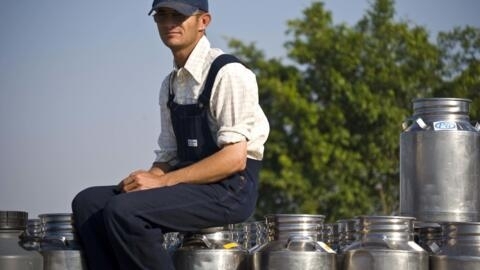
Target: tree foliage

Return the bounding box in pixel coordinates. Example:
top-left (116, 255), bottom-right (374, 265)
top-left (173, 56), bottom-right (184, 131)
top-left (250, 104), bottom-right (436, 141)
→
top-left (228, 0), bottom-right (480, 222)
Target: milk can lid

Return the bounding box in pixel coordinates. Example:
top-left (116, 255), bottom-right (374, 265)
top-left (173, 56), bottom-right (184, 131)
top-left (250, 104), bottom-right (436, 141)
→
top-left (0, 211), bottom-right (28, 230)
top-left (412, 97), bottom-right (471, 116)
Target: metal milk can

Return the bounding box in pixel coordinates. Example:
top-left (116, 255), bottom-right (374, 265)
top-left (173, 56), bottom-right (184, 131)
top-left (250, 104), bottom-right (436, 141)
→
top-left (342, 216), bottom-right (428, 270)
top-left (413, 222), bottom-right (443, 254)
top-left (20, 219), bottom-right (42, 251)
top-left (336, 218), bottom-right (357, 270)
top-left (173, 225), bottom-right (248, 270)
top-left (322, 223), bottom-right (340, 252)
top-left (162, 231), bottom-right (183, 256)
top-left (251, 214), bottom-right (336, 270)
top-left (430, 222), bottom-right (480, 269)
top-left (39, 213), bottom-right (86, 270)
top-left (242, 220), bottom-right (266, 250)
top-left (337, 219), bottom-right (356, 252)
top-left (0, 211), bottom-right (43, 270)
top-left (400, 98), bottom-right (480, 222)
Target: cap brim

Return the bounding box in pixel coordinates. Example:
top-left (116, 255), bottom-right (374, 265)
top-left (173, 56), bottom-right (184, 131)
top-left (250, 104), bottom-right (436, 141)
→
top-left (148, 2), bottom-right (198, 16)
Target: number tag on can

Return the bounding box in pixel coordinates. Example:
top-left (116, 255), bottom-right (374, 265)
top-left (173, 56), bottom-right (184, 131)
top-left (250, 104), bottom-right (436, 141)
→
top-left (433, 121), bottom-right (457, 131)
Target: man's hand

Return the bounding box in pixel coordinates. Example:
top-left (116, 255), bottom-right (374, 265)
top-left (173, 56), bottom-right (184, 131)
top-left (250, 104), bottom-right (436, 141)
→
top-left (116, 141), bottom-right (247, 192)
top-left (121, 170), bottom-right (168, 192)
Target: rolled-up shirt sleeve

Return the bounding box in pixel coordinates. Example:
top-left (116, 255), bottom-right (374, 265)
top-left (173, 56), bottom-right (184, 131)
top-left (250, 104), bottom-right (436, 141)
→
top-left (210, 63), bottom-right (258, 146)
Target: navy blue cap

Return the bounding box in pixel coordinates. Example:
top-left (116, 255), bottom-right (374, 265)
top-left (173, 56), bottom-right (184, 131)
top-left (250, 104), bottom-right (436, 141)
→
top-left (149, 0), bottom-right (208, 16)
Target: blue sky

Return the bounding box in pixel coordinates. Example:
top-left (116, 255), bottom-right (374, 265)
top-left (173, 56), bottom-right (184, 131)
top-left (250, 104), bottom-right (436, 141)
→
top-left (1, 0), bottom-right (479, 218)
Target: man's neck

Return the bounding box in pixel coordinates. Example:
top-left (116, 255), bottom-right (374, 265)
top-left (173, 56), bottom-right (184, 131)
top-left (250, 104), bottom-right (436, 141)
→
top-left (172, 36), bottom-right (203, 68)
top-left (172, 50), bottom-right (190, 68)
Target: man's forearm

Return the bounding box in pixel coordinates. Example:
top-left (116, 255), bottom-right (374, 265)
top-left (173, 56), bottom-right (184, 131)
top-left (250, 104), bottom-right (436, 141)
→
top-left (163, 141), bottom-right (248, 186)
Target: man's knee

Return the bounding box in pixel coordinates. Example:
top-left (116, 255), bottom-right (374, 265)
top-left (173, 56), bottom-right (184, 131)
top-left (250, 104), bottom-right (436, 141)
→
top-left (72, 187), bottom-right (97, 214)
top-left (102, 195), bottom-right (132, 225)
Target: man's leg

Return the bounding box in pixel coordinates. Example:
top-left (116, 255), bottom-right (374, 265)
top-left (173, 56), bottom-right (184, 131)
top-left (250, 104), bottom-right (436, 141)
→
top-left (71, 185), bottom-right (120, 270)
top-left (102, 160), bottom-right (261, 270)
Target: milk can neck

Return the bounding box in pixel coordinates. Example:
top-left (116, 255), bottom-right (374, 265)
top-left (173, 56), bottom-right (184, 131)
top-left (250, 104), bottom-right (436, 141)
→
top-left (443, 222), bottom-right (480, 243)
top-left (413, 98), bottom-right (471, 122)
top-left (356, 216), bottom-right (414, 242)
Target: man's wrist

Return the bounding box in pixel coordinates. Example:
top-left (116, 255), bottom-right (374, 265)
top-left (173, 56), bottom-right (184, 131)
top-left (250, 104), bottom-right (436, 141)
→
top-left (150, 162), bottom-right (171, 175)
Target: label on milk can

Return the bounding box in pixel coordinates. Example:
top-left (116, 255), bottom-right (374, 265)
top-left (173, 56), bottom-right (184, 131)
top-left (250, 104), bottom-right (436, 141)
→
top-left (433, 121), bottom-right (457, 131)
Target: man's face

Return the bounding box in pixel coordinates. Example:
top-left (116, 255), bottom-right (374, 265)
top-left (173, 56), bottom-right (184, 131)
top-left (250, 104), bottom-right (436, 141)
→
top-left (153, 8), bottom-right (208, 51)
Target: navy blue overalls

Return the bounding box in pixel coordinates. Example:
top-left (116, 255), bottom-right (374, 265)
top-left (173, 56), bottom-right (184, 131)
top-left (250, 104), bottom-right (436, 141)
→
top-left (71, 54), bottom-right (262, 270)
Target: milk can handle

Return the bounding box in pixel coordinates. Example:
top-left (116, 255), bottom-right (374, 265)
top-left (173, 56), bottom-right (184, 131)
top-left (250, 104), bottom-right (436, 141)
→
top-left (361, 236), bottom-right (395, 249)
top-left (402, 117), bottom-right (413, 131)
top-left (19, 233), bottom-right (41, 248)
top-left (402, 117), bottom-right (428, 130)
top-left (196, 235), bottom-right (213, 248)
top-left (426, 242), bottom-right (441, 254)
top-left (182, 235), bottom-right (213, 249)
top-left (402, 117), bottom-right (413, 130)
top-left (41, 237), bottom-right (68, 248)
top-left (286, 235), bottom-right (319, 251)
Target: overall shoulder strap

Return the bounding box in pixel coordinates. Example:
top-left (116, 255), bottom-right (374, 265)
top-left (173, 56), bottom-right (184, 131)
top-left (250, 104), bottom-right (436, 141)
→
top-left (198, 54), bottom-right (243, 107)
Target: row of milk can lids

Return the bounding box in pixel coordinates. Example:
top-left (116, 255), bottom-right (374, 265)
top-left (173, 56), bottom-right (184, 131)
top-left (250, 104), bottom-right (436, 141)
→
top-left (167, 214), bottom-right (480, 270)
top-left (0, 211), bottom-right (86, 270)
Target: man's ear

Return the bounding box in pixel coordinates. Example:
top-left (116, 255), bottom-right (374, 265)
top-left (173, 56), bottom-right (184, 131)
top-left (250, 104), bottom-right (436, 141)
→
top-left (199, 13), bottom-right (211, 31)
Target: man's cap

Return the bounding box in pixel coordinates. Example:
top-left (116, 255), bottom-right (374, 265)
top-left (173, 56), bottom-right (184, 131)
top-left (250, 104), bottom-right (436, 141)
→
top-left (149, 0), bottom-right (208, 16)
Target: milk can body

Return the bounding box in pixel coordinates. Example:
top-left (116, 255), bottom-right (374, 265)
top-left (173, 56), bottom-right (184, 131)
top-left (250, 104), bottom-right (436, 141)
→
top-left (400, 98), bottom-right (480, 222)
top-left (336, 218), bottom-right (356, 270)
top-left (0, 211), bottom-right (43, 270)
top-left (430, 222), bottom-right (480, 270)
top-left (251, 214), bottom-right (336, 270)
top-left (342, 216), bottom-right (428, 270)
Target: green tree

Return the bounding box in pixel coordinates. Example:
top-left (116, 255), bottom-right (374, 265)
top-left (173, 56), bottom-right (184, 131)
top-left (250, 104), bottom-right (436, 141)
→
top-left (434, 26), bottom-right (480, 120)
top-left (228, 0), bottom-right (480, 222)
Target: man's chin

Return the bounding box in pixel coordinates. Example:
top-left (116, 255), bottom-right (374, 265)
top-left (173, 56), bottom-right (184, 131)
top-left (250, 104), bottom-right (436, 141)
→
top-left (161, 38), bottom-right (181, 48)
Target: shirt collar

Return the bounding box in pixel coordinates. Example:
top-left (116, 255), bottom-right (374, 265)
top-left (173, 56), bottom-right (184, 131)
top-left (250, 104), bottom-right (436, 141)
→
top-left (172, 36), bottom-right (210, 84)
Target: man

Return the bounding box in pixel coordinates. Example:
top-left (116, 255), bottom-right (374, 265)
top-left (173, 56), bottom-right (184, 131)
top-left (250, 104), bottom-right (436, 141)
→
top-left (71, 0), bottom-right (270, 269)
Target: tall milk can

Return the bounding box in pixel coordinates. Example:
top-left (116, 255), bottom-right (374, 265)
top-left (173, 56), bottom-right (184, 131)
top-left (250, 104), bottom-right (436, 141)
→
top-left (400, 97), bottom-right (480, 222)
top-left (0, 211), bottom-right (43, 270)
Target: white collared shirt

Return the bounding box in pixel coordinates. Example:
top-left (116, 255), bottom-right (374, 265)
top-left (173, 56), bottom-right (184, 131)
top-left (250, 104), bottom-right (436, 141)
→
top-left (154, 36), bottom-right (270, 165)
